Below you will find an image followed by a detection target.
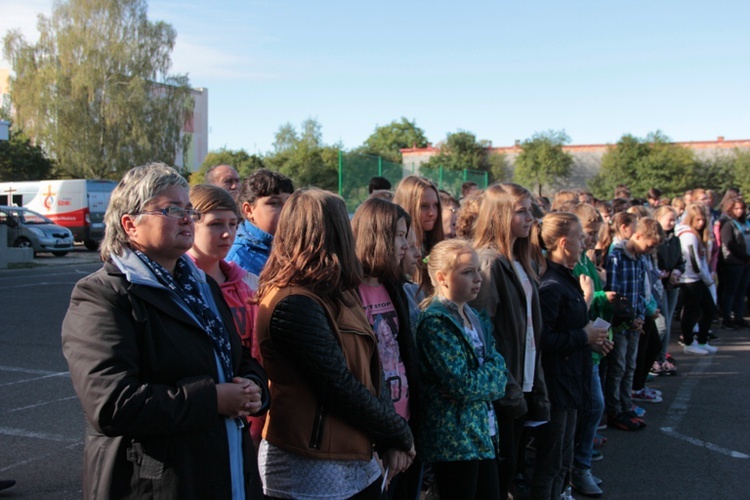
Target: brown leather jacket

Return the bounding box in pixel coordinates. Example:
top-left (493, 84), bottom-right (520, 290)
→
top-left (255, 286), bottom-right (413, 461)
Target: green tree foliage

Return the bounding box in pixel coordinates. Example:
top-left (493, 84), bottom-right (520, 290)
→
top-left (424, 130), bottom-right (509, 182)
top-left (590, 131), bottom-right (697, 199)
top-left (264, 118), bottom-right (339, 191)
top-left (0, 127), bottom-right (55, 181)
top-left (357, 117), bottom-right (428, 163)
top-left (513, 130), bottom-right (573, 196)
top-left (3, 0), bottom-right (193, 179)
top-left (191, 148), bottom-right (265, 186)
top-left (730, 150), bottom-right (750, 197)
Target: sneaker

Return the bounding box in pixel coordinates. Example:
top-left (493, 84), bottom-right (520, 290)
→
top-left (591, 449), bottom-right (604, 461)
top-left (666, 353), bottom-right (676, 364)
top-left (698, 342), bottom-right (718, 354)
top-left (645, 387), bottom-right (663, 398)
top-left (609, 413), bottom-right (642, 431)
top-left (591, 474), bottom-right (603, 486)
top-left (593, 434), bottom-right (608, 448)
top-left (630, 404), bottom-right (646, 417)
top-left (684, 340), bottom-right (709, 355)
top-left (632, 388), bottom-right (663, 403)
top-left (624, 411), bottom-right (647, 428)
top-left (561, 485), bottom-right (575, 500)
top-left (570, 468), bottom-right (603, 497)
top-left (650, 361), bottom-right (663, 376)
top-left (662, 359), bottom-right (677, 375)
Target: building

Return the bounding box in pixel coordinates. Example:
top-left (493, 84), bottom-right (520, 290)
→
top-left (401, 137), bottom-right (750, 193)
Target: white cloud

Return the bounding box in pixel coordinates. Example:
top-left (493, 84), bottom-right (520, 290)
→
top-left (171, 36), bottom-right (277, 82)
top-left (0, 0), bottom-right (54, 66)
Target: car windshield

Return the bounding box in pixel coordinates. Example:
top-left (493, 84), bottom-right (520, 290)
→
top-left (10, 209), bottom-right (53, 224)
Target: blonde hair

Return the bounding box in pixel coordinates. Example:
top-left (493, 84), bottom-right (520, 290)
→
top-left (455, 191), bottom-right (483, 240)
top-left (473, 183), bottom-right (540, 281)
top-left (634, 217), bottom-right (664, 244)
top-left (569, 203), bottom-right (603, 227)
top-left (539, 212), bottom-right (581, 253)
top-left (551, 190), bottom-right (578, 212)
top-left (682, 203), bottom-right (710, 248)
top-left (653, 205), bottom-right (677, 222)
top-left (421, 239), bottom-right (477, 307)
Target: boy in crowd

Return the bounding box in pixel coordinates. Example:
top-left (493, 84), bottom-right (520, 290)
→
top-left (604, 218), bottom-right (663, 431)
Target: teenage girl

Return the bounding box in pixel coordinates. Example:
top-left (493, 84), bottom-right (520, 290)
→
top-left (401, 224), bottom-right (424, 340)
top-left (187, 184), bottom-right (268, 447)
top-left (654, 205), bottom-right (684, 374)
top-left (676, 204), bottom-right (718, 354)
top-left (530, 212), bottom-right (608, 500)
top-left (416, 239), bottom-right (507, 499)
top-left (470, 183), bottom-right (550, 500)
top-left (351, 198), bottom-right (422, 498)
top-left (394, 175), bottom-right (445, 292)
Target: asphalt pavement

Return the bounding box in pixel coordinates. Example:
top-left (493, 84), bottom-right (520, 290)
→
top-left (0, 248), bottom-right (748, 499)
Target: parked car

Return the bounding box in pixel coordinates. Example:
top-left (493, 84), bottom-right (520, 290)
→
top-left (0, 206), bottom-right (75, 257)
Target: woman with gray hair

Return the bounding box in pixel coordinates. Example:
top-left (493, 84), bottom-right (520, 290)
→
top-left (62, 163), bottom-right (269, 499)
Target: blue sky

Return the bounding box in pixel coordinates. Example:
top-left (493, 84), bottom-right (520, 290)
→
top-left (1, 0), bottom-right (748, 155)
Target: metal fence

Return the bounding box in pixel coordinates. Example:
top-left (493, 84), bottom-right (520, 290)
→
top-left (338, 152), bottom-right (489, 213)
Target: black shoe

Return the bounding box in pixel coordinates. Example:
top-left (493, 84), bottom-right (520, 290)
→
top-left (708, 332), bottom-right (719, 340)
top-left (0, 479), bottom-right (16, 491)
top-left (721, 322), bottom-right (737, 331)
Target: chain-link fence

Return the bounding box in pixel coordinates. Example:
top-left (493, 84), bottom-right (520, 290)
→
top-left (338, 152), bottom-right (489, 213)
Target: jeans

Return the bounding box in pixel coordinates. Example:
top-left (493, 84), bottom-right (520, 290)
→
top-left (605, 330), bottom-right (639, 415)
top-left (530, 407), bottom-right (577, 500)
top-left (719, 263), bottom-right (750, 323)
top-left (574, 365), bottom-right (605, 470)
top-left (658, 287), bottom-right (680, 363)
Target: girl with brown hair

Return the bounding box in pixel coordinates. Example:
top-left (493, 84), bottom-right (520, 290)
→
top-left (255, 189), bottom-right (415, 499)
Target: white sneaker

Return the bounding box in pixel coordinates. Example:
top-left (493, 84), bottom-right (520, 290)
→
top-left (684, 341), bottom-right (708, 355)
top-left (698, 342), bottom-right (718, 353)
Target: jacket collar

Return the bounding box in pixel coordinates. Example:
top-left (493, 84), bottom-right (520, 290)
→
top-left (238, 219), bottom-right (274, 247)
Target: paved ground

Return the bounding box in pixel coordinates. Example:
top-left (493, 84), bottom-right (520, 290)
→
top-left (0, 251), bottom-right (748, 498)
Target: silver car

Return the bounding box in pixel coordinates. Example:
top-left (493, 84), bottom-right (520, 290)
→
top-left (0, 206), bottom-right (75, 257)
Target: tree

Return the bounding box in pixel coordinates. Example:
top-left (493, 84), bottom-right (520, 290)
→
top-left (513, 130), bottom-right (573, 196)
top-left (0, 126), bottom-right (55, 181)
top-left (191, 148), bottom-right (265, 186)
top-left (589, 131), bottom-right (697, 199)
top-left (423, 129), bottom-right (509, 183)
top-left (3, 0), bottom-right (193, 179)
top-left (729, 150), bottom-right (750, 197)
top-left (264, 118), bottom-right (339, 191)
top-left (358, 117), bottom-right (428, 163)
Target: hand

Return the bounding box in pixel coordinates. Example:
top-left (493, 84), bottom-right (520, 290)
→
top-left (216, 378), bottom-right (262, 418)
top-left (605, 291), bottom-right (618, 302)
top-left (579, 274), bottom-right (595, 300)
top-left (591, 339), bottom-right (614, 356)
top-left (381, 445), bottom-right (416, 490)
top-left (584, 321), bottom-right (608, 345)
top-left (632, 318), bottom-right (645, 334)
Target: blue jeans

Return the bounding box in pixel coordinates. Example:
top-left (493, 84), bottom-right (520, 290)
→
top-left (657, 287), bottom-right (679, 363)
top-left (605, 330), bottom-right (639, 415)
top-left (574, 365), bottom-right (605, 469)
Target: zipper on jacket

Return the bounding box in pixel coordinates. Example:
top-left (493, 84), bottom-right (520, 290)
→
top-left (309, 402), bottom-right (327, 450)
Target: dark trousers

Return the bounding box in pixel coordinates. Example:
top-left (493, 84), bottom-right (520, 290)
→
top-left (719, 263), bottom-right (750, 323)
top-left (680, 281), bottom-right (716, 344)
top-left (433, 459), bottom-right (500, 500)
top-left (530, 407), bottom-right (577, 500)
top-left (496, 410), bottom-right (526, 500)
top-left (633, 317), bottom-right (662, 390)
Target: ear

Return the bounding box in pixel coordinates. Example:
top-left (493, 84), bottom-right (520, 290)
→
top-left (121, 214), bottom-right (138, 238)
top-left (241, 201), bottom-right (254, 221)
top-left (436, 269), bottom-right (448, 289)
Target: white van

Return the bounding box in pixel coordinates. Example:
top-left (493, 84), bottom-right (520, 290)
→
top-left (0, 179), bottom-right (117, 250)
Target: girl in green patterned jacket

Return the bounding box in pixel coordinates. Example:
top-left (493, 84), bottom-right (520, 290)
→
top-left (416, 239), bottom-right (508, 499)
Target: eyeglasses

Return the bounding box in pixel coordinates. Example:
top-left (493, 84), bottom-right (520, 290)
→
top-left (138, 206), bottom-right (201, 221)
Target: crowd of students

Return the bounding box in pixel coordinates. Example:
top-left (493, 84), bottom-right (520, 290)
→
top-left (63, 162), bottom-right (749, 500)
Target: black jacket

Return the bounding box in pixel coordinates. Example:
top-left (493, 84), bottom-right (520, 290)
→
top-left (720, 217), bottom-right (750, 265)
top-left (62, 259), bottom-right (269, 500)
top-left (657, 230), bottom-right (686, 288)
top-left (538, 259), bottom-right (592, 410)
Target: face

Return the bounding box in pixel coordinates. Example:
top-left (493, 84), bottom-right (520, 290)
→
top-left (658, 211), bottom-right (676, 232)
top-left (560, 223), bottom-right (585, 268)
top-left (599, 210), bottom-right (611, 225)
top-left (394, 217), bottom-right (409, 263)
top-left (691, 212), bottom-right (706, 231)
top-left (191, 209), bottom-right (239, 263)
top-left (419, 188), bottom-right (439, 232)
top-left (732, 202), bottom-right (746, 220)
top-left (696, 192), bottom-right (710, 207)
top-left (582, 222), bottom-right (601, 250)
top-left (243, 193), bottom-right (291, 235)
top-left (123, 185), bottom-right (194, 270)
top-left (439, 250), bottom-right (482, 306)
top-left (211, 165), bottom-right (240, 197)
top-left (510, 197), bottom-right (534, 240)
top-left (442, 204), bottom-right (458, 239)
top-left (401, 227), bottom-right (421, 276)
top-left (633, 234), bottom-right (660, 255)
